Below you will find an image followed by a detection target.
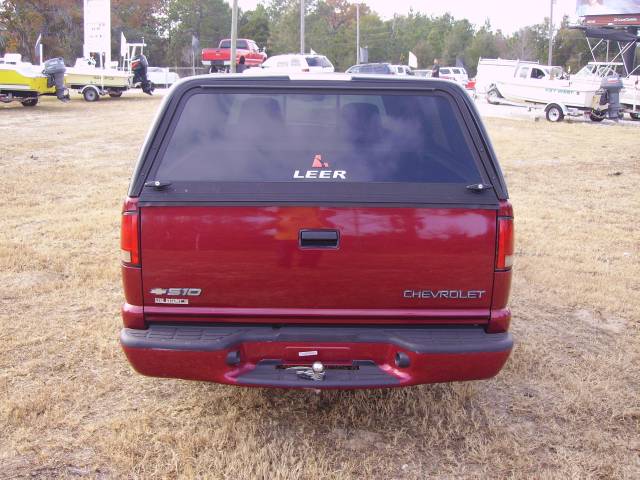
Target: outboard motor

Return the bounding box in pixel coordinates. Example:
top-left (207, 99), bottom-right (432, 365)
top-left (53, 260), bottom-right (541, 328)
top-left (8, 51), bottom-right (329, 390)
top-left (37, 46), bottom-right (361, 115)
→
top-left (592, 76), bottom-right (624, 121)
top-left (43, 57), bottom-right (69, 102)
top-left (600, 76), bottom-right (624, 120)
top-left (131, 54), bottom-right (154, 95)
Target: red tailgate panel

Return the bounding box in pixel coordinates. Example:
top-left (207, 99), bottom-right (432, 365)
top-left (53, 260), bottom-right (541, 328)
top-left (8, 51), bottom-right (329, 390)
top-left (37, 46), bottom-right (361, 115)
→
top-left (140, 206), bottom-right (496, 315)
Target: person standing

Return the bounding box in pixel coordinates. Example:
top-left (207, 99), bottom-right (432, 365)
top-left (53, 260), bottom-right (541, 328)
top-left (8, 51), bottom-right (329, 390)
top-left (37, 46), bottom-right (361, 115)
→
top-left (236, 56), bottom-right (247, 73)
top-left (432, 58), bottom-right (440, 78)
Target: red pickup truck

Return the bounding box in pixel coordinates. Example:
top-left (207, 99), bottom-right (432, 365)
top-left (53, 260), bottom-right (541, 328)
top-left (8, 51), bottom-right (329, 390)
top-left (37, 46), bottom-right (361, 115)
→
top-left (120, 75), bottom-right (514, 389)
top-left (201, 38), bottom-right (267, 73)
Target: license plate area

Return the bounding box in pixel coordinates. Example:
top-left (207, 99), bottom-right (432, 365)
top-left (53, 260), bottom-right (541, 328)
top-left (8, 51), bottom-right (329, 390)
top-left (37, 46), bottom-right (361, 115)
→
top-left (276, 364), bottom-right (359, 370)
top-left (284, 346), bottom-right (352, 362)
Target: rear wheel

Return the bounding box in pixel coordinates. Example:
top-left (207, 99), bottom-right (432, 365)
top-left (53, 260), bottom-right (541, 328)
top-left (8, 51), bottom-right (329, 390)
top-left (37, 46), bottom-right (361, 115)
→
top-left (630, 112), bottom-right (640, 120)
top-left (589, 111), bottom-right (605, 122)
top-left (108, 91), bottom-right (123, 98)
top-left (545, 104), bottom-right (564, 122)
top-left (486, 88), bottom-right (500, 105)
top-left (21, 98), bottom-right (38, 107)
top-left (83, 88), bottom-right (100, 102)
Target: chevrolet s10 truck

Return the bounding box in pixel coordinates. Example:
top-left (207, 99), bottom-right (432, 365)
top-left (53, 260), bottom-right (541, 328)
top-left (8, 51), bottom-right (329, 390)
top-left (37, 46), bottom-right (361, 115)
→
top-left (120, 74), bottom-right (514, 389)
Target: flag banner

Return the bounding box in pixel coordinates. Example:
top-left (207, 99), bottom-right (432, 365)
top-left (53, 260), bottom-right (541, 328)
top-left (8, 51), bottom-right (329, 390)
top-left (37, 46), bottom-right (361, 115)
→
top-left (360, 47), bottom-right (368, 64)
top-left (120, 32), bottom-right (127, 57)
top-left (408, 51), bottom-right (418, 69)
top-left (34, 34), bottom-right (42, 58)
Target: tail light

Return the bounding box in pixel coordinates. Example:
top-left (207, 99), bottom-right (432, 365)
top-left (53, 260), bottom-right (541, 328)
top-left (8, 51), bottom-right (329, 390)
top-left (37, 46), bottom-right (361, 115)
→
top-left (496, 217), bottom-right (514, 270)
top-left (121, 208), bottom-right (140, 266)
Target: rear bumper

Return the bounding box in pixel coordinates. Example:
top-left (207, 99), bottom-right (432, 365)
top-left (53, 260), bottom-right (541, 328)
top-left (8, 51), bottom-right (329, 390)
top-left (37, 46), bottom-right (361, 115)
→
top-left (202, 59), bottom-right (230, 67)
top-left (121, 325), bottom-right (513, 389)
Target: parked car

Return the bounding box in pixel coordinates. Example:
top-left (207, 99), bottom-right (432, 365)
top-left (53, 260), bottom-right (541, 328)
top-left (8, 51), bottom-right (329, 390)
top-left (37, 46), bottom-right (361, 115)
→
top-left (120, 74), bottom-right (514, 389)
top-left (439, 67), bottom-right (469, 84)
top-left (259, 54), bottom-right (335, 73)
top-left (345, 63), bottom-right (394, 74)
top-left (145, 67), bottom-right (180, 88)
top-left (201, 38), bottom-right (267, 73)
top-left (390, 65), bottom-right (415, 75)
top-left (414, 69), bottom-right (433, 78)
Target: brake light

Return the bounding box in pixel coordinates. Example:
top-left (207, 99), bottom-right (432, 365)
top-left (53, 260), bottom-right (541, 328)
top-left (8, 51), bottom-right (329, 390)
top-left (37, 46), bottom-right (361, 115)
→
top-left (496, 217), bottom-right (514, 270)
top-left (121, 210), bottom-right (140, 265)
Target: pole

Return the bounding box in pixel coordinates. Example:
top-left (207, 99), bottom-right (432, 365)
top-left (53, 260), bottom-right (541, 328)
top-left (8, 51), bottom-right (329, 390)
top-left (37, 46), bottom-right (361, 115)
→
top-left (356, 3), bottom-right (360, 64)
top-left (548, 0), bottom-right (554, 66)
top-left (39, 44), bottom-right (43, 66)
top-left (230, 0), bottom-right (238, 73)
top-left (300, 0), bottom-right (305, 54)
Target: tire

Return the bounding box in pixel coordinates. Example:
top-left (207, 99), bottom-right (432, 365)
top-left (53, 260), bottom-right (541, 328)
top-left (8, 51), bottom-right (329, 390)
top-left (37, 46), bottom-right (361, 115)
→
top-left (629, 112), bottom-right (640, 121)
top-left (486, 88), bottom-right (501, 105)
top-left (108, 91), bottom-right (123, 98)
top-left (83, 88), bottom-right (99, 102)
top-left (545, 104), bottom-right (564, 122)
top-left (209, 66), bottom-right (218, 74)
top-left (21, 98), bottom-right (38, 107)
top-left (589, 112), bottom-right (605, 122)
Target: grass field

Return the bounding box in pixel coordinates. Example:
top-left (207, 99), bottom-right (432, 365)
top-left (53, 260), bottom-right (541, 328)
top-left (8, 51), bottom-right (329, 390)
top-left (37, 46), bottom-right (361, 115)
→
top-left (1, 94), bottom-right (638, 479)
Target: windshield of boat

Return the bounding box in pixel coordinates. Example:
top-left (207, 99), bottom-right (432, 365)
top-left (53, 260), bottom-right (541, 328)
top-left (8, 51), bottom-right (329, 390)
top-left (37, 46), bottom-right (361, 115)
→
top-left (575, 64), bottom-right (622, 78)
top-left (548, 67), bottom-right (564, 79)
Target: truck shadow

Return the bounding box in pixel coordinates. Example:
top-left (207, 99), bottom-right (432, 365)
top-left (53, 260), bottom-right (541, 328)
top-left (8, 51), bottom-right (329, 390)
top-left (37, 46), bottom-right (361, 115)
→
top-left (198, 380), bottom-right (486, 438)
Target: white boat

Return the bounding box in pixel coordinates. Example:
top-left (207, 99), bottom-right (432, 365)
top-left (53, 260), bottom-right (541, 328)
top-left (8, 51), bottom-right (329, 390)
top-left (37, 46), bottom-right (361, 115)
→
top-left (493, 64), bottom-right (601, 109)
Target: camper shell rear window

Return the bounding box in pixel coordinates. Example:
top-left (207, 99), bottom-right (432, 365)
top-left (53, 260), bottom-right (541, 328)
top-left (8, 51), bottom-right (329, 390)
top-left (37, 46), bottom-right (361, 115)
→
top-left (139, 86), bottom-right (500, 205)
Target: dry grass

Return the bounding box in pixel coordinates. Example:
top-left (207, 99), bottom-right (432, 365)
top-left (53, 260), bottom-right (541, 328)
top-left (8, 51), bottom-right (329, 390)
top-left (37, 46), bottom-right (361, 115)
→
top-left (1, 94), bottom-right (639, 479)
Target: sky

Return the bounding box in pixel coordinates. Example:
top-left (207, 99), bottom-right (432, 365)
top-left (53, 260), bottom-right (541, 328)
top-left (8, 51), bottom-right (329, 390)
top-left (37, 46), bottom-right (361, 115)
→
top-left (235, 0), bottom-right (579, 34)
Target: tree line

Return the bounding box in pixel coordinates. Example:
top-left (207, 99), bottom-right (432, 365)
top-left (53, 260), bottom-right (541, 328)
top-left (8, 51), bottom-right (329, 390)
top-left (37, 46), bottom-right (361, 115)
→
top-left (0, 0), bottom-right (596, 75)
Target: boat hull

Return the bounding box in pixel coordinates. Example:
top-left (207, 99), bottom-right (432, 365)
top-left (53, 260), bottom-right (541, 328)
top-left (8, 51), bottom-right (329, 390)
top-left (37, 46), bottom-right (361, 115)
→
top-left (0, 64), bottom-right (55, 96)
top-left (65, 69), bottom-right (131, 89)
top-left (496, 80), bottom-right (599, 108)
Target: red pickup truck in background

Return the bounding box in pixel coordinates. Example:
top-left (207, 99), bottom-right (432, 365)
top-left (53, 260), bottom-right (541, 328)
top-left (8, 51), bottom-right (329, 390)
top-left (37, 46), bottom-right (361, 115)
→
top-left (201, 38), bottom-right (267, 72)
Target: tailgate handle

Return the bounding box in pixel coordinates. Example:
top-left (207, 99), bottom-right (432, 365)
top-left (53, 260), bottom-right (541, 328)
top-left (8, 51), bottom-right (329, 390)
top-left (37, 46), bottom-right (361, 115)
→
top-left (299, 229), bottom-right (340, 249)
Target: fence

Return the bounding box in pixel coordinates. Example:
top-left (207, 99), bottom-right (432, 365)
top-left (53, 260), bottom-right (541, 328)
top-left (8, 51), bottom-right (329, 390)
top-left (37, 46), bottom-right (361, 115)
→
top-left (166, 66), bottom-right (210, 78)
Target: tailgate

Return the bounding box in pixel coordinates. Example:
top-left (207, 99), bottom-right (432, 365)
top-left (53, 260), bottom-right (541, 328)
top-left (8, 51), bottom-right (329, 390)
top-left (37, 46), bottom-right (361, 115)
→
top-left (140, 205), bottom-right (496, 319)
top-left (202, 49), bottom-right (228, 61)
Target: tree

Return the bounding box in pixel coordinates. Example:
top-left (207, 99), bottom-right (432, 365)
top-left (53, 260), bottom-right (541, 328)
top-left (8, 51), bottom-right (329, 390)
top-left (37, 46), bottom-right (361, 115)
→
top-left (553, 16), bottom-right (590, 73)
top-left (442, 19), bottom-right (473, 67)
top-left (0, 0), bottom-right (83, 63)
top-left (162, 0), bottom-right (232, 66)
top-left (506, 21), bottom-right (549, 63)
top-left (112, 0), bottom-right (166, 66)
top-left (465, 21), bottom-right (500, 76)
top-left (240, 4), bottom-right (270, 49)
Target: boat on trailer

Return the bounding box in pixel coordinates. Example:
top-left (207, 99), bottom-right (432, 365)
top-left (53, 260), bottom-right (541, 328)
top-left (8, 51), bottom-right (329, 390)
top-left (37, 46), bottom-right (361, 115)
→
top-left (0, 54), bottom-right (69, 107)
top-left (488, 62), bottom-right (604, 121)
top-left (65, 57), bottom-right (132, 102)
